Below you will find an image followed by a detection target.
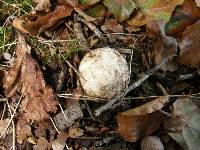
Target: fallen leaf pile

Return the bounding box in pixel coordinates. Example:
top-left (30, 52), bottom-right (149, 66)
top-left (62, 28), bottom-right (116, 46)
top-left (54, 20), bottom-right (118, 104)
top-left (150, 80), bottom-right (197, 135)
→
top-left (0, 0), bottom-right (200, 149)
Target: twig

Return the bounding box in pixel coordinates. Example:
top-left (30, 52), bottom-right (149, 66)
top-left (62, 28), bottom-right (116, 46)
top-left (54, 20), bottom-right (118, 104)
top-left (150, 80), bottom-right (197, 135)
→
top-left (0, 98), bottom-right (9, 102)
top-left (57, 93), bottom-right (200, 101)
top-left (0, 95), bottom-right (22, 139)
top-left (74, 15), bottom-right (90, 51)
top-left (94, 57), bottom-right (170, 116)
top-left (176, 70), bottom-right (199, 81)
top-left (59, 52), bottom-right (85, 81)
top-left (75, 15), bottom-right (102, 37)
top-left (38, 39), bottom-right (76, 44)
top-left (84, 100), bottom-right (95, 120)
top-left (64, 0), bottom-right (95, 21)
top-left (50, 117), bottom-right (60, 134)
top-left (156, 82), bottom-right (168, 95)
top-left (6, 101), bottom-right (15, 150)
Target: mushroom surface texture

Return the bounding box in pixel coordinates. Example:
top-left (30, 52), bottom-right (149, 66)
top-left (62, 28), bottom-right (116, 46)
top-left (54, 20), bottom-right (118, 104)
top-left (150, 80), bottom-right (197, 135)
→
top-left (78, 47), bottom-right (130, 99)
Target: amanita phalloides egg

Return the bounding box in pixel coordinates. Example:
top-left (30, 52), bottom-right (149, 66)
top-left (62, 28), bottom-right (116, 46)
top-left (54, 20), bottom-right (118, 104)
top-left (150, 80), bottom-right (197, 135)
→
top-left (78, 47), bottom-right (130, 99)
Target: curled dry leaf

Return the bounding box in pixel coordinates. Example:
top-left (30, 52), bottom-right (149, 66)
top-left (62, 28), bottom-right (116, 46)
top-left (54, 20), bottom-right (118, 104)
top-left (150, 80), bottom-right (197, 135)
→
top-left (128, 0), bottom-right (184, 27)
top-left (165, 98), bottom-right (200, 150)
top-left (178, 19), bottom-right (200, 68)
top-left (103, 0), bottom-right (136, 21)
top-left (166, 0), bottom-right (200, 38)
top-left (3, 33), bottom-right (57, 121)
top-left (146, 21), bottom-right (178, 72)
top-left (23, 5), bottom-right (73, 36)
top-left (34, 0), bottom-right (51, 12)
top-left (117, 96), bottom-right (169, 142)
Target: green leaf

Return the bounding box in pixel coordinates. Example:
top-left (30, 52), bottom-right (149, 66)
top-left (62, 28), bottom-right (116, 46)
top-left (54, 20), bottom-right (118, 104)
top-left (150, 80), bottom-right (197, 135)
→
top-left (103, 0), bottom-right (136, 21)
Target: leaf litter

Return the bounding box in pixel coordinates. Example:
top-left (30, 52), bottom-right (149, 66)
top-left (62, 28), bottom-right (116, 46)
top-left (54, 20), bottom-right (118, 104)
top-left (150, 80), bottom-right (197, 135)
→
top-left (0, 0), bottom-right (200, 149)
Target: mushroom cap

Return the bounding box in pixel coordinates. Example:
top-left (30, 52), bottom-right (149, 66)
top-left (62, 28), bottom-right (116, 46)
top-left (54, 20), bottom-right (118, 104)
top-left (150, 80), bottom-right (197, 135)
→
top-left (78, 47), bottom-right (130, 99)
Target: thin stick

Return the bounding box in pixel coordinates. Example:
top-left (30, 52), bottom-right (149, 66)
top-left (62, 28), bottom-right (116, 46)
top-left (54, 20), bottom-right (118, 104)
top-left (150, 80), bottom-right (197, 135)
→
top-left (6, 101), bottom-right (16, 150)
top-left (129, 49), bottom-right (133, 75)
top-left (94, 57), bottom-right (170, 116)
top-left (50, 117), bottom-right (60, 134)
top-left (75, 15), bottom-right (102, 37)
top-left (0, 95), bottom-right (23, 139)
top-left (64, 0), bottom-right (95, 21)
top-left (74, 15), bottom-right (90, 51)
top-left (59, 52), bottom-right (85, 81)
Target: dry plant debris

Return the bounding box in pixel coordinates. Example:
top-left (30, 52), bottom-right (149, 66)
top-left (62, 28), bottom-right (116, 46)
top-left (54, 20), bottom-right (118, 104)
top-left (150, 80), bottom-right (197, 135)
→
top-left (0, 0), bottom-right (200, 149)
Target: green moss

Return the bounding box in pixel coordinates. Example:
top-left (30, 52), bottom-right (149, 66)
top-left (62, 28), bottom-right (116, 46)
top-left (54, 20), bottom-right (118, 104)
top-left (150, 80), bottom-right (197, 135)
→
top-left (29, 33), bottom-right (83, 66)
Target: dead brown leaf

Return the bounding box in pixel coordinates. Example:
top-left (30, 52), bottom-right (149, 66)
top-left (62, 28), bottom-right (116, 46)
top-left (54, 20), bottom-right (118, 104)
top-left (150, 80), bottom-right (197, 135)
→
top-left (146, 21), bottom-right (178, 72)
top-left (16, 119), bottom-right (32, 144)
top-left (23, 5), bottom-right (73, 36)
top-left (166, 0), bottom-right (200, 38)
top-left (117, 96), bottom-right (169, 142)
top-left (68, 127), bottom-right (84, 138)
top-left (178, 19), bottom-right (200, 68)
top-left (101, 19), bottom-right (124, 33)
top-left (12, 18), bottom-right (29, 34)
top-left (3, 33), bottom-right (58, 121)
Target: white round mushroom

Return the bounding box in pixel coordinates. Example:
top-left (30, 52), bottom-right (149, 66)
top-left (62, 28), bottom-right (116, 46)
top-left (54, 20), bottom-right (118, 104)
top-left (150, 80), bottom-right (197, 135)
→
top-left (78, 47), bottom-right (130, 99)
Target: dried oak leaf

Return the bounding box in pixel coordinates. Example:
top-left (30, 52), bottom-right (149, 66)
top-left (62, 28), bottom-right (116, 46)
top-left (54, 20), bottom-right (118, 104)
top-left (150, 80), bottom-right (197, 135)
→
top-left (3, 33), bottom-right (58, 121)
top-left (20, 55), bottom-right (58, 121)
top-left (166, 0), bottom-right (200, 38)
top-left (16, 119), bottom-right (32, 144)
top-left (23, 5), bottom-right (73, 36)
top-left (165, 98), bottom-right (200, 150)
top-left (103, 0), bottom-right (137, 21)
top-left (117, 96), bottom-right (169, 142)
top-left (128, 0), bottom-right (184, 27)
top-left (146, 21), bottom-right (178, 72)
top-left (177, 19), bottom-right (200, 68)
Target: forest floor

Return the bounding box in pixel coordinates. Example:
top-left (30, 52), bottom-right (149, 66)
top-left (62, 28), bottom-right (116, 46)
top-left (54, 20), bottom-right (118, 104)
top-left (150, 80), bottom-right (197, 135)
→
top-left (0, 0), bottom-right (200, 150)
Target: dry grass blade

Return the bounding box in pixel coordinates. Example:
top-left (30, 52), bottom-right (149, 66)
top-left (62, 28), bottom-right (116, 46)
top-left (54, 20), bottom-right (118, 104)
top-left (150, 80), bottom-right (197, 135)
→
top-left (0, 93), bottom-right (23, 139)
top-left (6, 101), bottom-right (16, 150)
